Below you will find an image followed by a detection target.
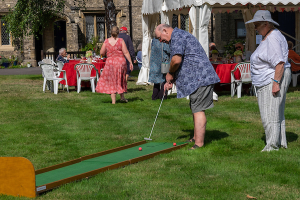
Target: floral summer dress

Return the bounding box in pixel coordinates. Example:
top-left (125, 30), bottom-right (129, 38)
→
top-left (96, 38), bottom-right (127, 94)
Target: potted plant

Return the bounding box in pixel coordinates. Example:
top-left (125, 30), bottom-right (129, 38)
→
top-left (11, 55), bottom-right (18, 66)
top-left (233, 50), bottom-right (243, 63)
top-left (2, 58), bottom-right (10, 68)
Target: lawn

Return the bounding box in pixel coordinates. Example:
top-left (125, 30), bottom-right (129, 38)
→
top-left (0, 71), bottom-right (300, 199)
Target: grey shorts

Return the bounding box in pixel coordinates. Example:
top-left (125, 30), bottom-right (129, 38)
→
top-left (189, 84), bottom-right (214, 113)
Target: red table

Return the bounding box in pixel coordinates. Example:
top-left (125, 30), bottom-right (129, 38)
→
top-left (213, 63), bottom-right (241, 83)
top-left (59, 60), bottom-right (105, 86)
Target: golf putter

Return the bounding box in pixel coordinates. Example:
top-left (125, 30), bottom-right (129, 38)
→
top-left (144, 96), bottom-right (165, 141)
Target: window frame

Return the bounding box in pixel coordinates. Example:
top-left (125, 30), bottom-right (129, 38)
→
top-left (84, 13), bottom-right (106, 44)
top-left (0, 17), bottom-right (14, 51)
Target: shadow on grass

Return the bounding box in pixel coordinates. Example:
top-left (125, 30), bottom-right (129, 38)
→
top-left (165, 94), bottom-right (177, 99)
top-left (127, 87), bottom-right (146, 92)
top-left (28, 76), bottom-right (43, 80)
top-left (177, 129), bottom-right (229, 145)
top-left (260, 131), bottom-right (298, 144)
top-left (101, 97), bottom-right (145, 104)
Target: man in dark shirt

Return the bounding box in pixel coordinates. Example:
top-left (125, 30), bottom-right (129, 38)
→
top-left (118, 27), bottom-right (136, 81)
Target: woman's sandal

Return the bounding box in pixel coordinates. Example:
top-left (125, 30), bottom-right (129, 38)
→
top-left (188, 144), bottom-right (200, 150)
top-left (185, 138), bottom-right (195, 143)
top-left (120, 98), bottom-right (128, 103)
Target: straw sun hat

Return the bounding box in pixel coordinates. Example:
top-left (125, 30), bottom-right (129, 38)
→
top-left (245, 10), bottom-right (279, 26)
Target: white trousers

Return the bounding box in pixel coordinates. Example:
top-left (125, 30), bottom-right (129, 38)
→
top-left (256, 68), bottom-right (291, 151)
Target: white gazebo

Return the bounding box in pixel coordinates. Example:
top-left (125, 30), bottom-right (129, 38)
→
top-left (137, 0), bottom-right (300, 86)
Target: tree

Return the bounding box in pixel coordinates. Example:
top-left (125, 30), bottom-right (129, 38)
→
top-left (103, 0), bottom-right (117, 38)
top-left (4, 0), bottom-right (71, 40)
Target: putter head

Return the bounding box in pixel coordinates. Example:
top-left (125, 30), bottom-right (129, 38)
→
top-left (144, 137), bottom-right (152, 141)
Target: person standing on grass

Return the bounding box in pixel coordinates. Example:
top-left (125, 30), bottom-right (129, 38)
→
top-left (245, 10), bottom-right (291, 152)
top-left (118, 26), bottom-right (136, 82)
top-left (155, 24), bottom-right (220, 150)
top-left (96, 26), bottom-right (133, 104)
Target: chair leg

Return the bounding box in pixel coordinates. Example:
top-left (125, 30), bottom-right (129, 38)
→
top-left (53, 80), bottom-right (58, 94)
top-left (65, 78), bottom-right (69, 93)
top-left (43, 78), bottom-right (47, 92)
top-left (91, 79), bottom-right (95, 93)
top-left (231, 82), bottom-right (236, 97)
top-left (77, 78), bottom-right (81, 93)
top-left (237, 83), bottom-right (242, 98)
top-left (292, 74), bottom-right (297, 87)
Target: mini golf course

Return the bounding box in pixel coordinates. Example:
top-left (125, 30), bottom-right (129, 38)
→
top-left (0, 141), bottom-right (188, 198)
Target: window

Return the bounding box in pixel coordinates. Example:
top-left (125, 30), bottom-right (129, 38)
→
top-left (180, 14), bottom-right (189, 31)
top-left (85, 14), bottom-right (105, 43)
top-left (172, 14), bottom-right (178, 28)
top-left (172, 14), bottom-right (190, 33)
top-left (236, 20), bottom-right (246, 38)
top-left (1, 19), bottom-right (11, 45)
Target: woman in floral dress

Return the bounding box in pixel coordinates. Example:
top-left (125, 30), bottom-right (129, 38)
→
top-left (96, 26), bottom-right (133, 104)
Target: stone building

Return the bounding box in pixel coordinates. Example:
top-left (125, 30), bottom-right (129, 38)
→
top-left (1, 0), bottom-right (298, 67)
top-left (0, 0), bottom-right (144, 67)
top-left (213, 10), bottom-right (300, 55)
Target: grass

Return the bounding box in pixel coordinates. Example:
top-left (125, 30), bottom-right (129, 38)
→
top-left (0, 71), bottom-right (300, 199)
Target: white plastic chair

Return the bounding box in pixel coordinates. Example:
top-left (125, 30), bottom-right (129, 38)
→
top-left (56, 61), bottom-right (64, 76)
top-left (41, 64), bottom-right (69, 94)
top-left (231, 62), bottom-right (256, 98)
top-left (41, 59), bottom-right (56, 66)
top-left (289, 59), bottom-right (300, 87)
top-left (74, 63), bottom-right (99, 93)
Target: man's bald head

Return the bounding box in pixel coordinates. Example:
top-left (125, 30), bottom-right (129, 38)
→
top-left (155, 24), bottom-right (173, 44)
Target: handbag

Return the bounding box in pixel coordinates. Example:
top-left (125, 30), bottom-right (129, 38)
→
top-left (161, 43), bottom-right (170, 74)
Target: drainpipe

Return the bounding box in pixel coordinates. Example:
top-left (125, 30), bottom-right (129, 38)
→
top-left (128, 0), bottom-right (133, 39)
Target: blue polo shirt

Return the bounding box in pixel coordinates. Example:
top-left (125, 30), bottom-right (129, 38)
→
top-left (170, 28), bottom-right (220, 98)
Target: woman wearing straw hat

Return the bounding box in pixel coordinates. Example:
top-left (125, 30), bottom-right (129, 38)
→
top-left (245, 10), bottom-right (291, 152)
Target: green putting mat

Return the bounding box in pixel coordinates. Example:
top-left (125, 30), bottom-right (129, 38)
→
top-left (36, 142), bottom-right (186, 186)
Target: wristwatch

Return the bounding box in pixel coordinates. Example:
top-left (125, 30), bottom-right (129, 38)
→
top-left (271, 78), bottom-right (280, 84)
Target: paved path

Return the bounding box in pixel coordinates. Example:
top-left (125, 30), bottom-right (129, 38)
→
top-left (0, 67), bottom-right (42, 75)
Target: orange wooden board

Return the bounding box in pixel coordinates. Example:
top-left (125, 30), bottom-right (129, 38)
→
top-left (0, 157), bottom-right (36, 198)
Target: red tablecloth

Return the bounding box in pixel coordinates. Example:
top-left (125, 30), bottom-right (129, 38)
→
top-left (213, 63), bottom-right (241, 83)
top-left (59, 60), bottom-right (105, 86)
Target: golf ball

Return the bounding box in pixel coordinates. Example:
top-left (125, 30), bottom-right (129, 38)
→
top-left (139, 147), bottom-right (142, 151)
